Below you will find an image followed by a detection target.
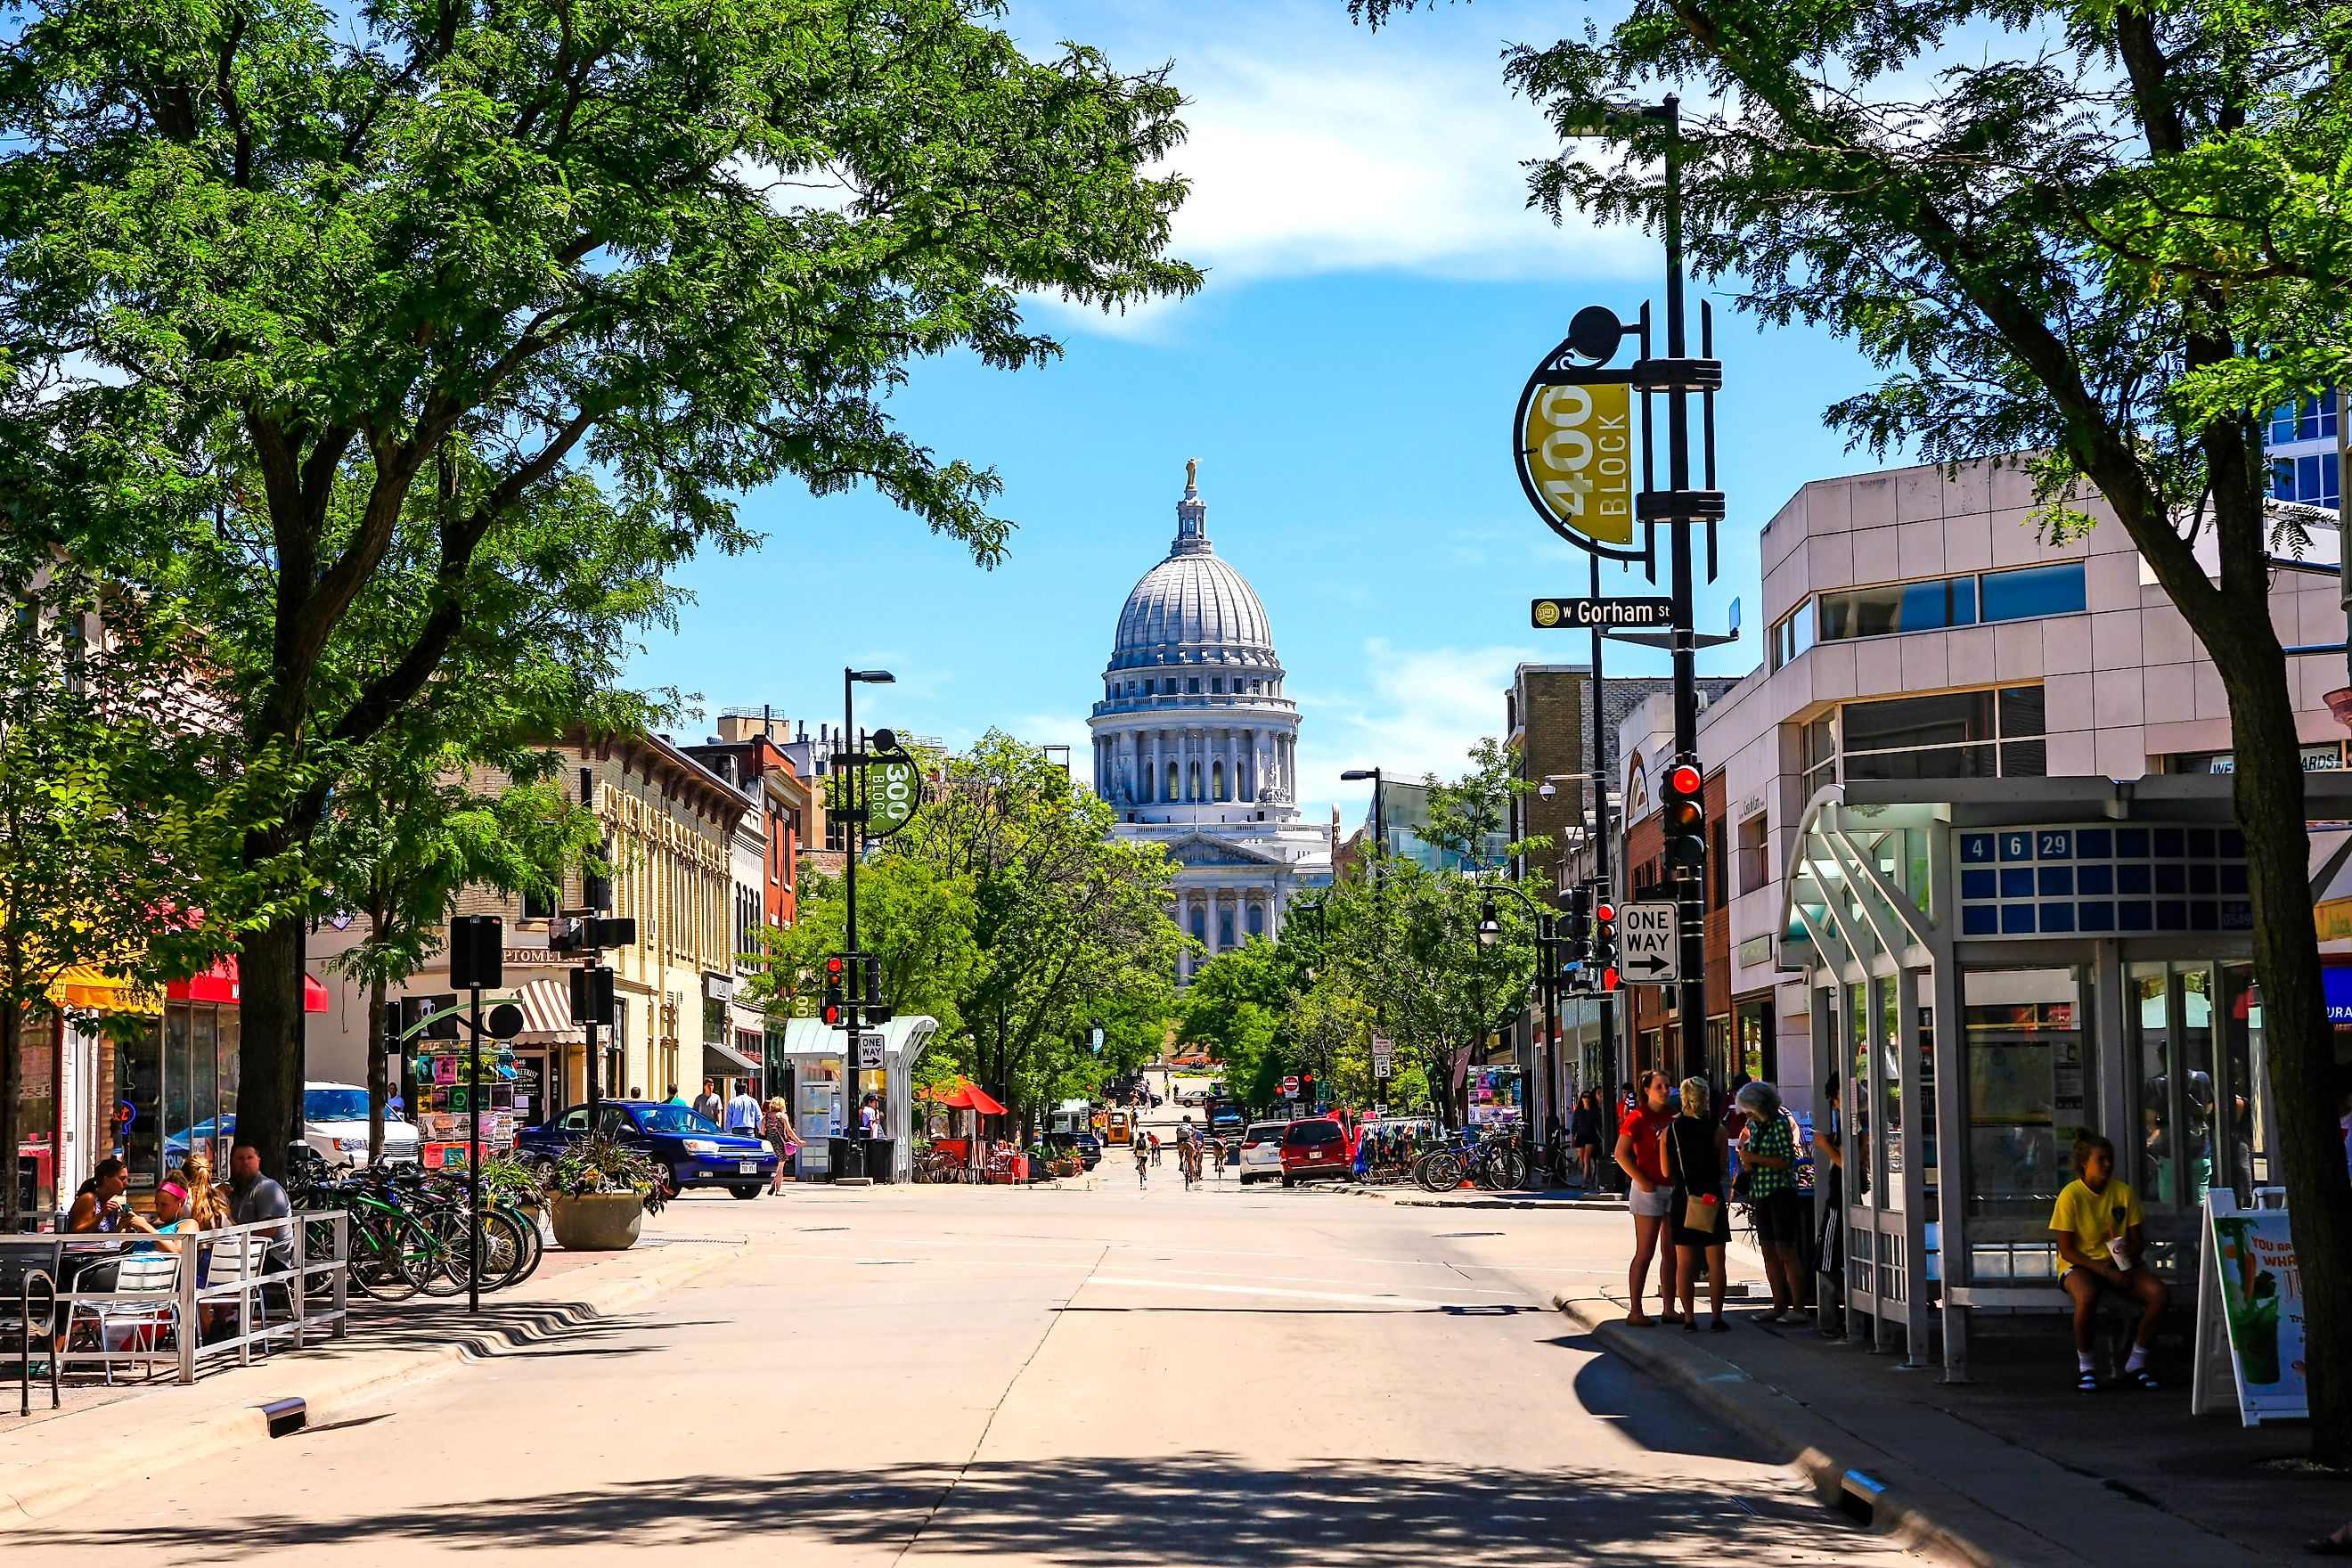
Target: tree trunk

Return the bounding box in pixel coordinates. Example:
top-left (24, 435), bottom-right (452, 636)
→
top-left (236, 913), bottom-right (310, 1180)
top-left (2217, 643), bottom-right (2352, 1464)
top-left (367, 973), bottom-right (388, 1165)
top-left (1, 992), bottom-right (21, 1231)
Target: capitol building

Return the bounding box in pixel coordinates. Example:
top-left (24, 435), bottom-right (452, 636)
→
top-left (1089, 462), bottom-right (1333, 976)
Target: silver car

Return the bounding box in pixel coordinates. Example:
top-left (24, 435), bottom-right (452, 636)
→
top-left (1238, 1121), bottom-right (1290, 1184)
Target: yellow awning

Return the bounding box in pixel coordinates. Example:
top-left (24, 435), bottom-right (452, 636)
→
top-left (45, 965), bottom-right (160, 1015)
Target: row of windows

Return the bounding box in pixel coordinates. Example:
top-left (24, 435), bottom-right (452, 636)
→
top-left (1769, 563), bottom-right (2087, 668)
top-left (2273, 451), bottom-right (2340, 510)
top-left (1800, 684), bottom-right (2047, 796)
top-left (1110, 674), bottom-right (1276, 700)
top-left (2269, 391), bottom-right (2340, 447)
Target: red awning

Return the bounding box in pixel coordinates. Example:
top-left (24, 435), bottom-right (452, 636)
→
top-left (167, 958), bottom-right (331, 1014)
top-left (926, 1080), bottom-right (1008, 1116)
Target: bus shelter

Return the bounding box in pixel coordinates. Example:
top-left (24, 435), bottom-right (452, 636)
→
top-left (1778, 775), bottom-right (2313, 1380)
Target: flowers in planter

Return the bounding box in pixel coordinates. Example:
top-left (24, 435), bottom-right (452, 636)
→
top-left (532, 1133), bottom-right (671, 1216)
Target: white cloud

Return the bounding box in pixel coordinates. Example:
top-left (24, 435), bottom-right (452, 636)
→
top-left (1012, 0), bottom-right (1652, 335)
top-left (1292, 637), bottom-right (1534, 823)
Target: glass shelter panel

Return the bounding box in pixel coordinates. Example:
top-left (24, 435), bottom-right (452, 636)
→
top-left (2218, 963), bottom-right (2270, 1202)
top-left (1962, 966), bottom-right (2094, 1220)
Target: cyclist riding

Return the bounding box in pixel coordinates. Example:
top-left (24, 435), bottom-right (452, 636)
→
top-left (1176, 1117), bottom-right (1202, 1188)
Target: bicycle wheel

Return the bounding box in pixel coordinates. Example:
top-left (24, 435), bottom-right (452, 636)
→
top-left (496, 1201), bottom-right (546, 1287)
top-left (410, 1210), bottom-right (472, 1298)
top-left (1495, 1148), bottom-right (1529, 1189)
top-left (1415, 1149), bottom-right (1463, 1192)
top-left (347, 1214), bottom-right (424, 1303)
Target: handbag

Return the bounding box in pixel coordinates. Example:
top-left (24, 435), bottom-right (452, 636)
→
top-left (1667, 1121), bottom-right (1722, 1233)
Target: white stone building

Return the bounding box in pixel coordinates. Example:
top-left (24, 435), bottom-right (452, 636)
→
top-left (1088, 463), bottom-right (1331, 975)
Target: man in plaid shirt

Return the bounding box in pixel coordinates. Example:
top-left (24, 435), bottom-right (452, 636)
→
top-left (1735, 1081), bottom-right (1807, 1322)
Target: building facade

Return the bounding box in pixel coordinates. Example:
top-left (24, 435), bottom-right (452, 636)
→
top-left (1087, 463), bottom-right (1331, 974)
top-left (1602, 453), bottom-right (2346, 1374)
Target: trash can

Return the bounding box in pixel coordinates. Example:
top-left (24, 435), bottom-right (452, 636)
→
top-left (828, 1137), bottom-right (864, 1181)
top-left (865, 1138), bottom-right (896, 1184)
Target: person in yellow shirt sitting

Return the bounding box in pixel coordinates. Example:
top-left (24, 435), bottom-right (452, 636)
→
top-left (2050, 1133), bottom-right (2168, 1391)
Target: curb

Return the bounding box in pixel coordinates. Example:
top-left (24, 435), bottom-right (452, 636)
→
top-left (0, 1237), bottom-right (741, 1524)
top-left (1547, 1293), bottom-right (2264, 1568)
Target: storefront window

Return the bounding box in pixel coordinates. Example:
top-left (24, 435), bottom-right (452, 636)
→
top-left (1962, 966), bottom-right (2093, 1220)
top-left (12, 1014), bottom-right (59, 1217)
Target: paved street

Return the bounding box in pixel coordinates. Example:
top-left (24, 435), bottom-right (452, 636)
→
top-left (4, 1183), bottom-right (1923, 1565)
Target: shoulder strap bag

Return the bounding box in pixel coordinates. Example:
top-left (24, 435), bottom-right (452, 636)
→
top-left (1667, 1119), bottom-right (1720, 1234)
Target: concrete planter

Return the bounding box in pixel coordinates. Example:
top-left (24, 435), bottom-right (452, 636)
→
top-left (550, 1191), bottom-right (645, 1252)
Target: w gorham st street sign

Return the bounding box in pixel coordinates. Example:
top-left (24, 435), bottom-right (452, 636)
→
top-left (1531, 596), bottom-right (1675, 630)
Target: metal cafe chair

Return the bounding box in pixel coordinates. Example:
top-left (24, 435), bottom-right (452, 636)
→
top-left (0, 1237), bottom-right (62, 1416)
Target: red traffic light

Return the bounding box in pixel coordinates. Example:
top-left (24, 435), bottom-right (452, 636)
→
top-left (1594, 901), bottom-right (1615, 924)
top-left (825, 955), bottom-right (845, 977)
top-left (1667, 762), bottom-right (1703, 797)
top-left (1600, 966), bottom-right (1621, 992)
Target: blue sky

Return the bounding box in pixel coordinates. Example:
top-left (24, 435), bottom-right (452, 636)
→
top-left (630, 0), bottom-right (1899, 827)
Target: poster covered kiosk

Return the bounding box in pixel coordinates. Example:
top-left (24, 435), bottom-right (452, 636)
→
top-left (1778, 776), bottom-right (2307, 1384)
top-left (772, 1015), bottom-right (936, 1181)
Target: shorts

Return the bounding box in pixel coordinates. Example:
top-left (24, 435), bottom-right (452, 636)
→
top-left (1752, 1188), bottom-right (1805, 1249)
top-left (1629, 1182), bottom-right (1674, 1219)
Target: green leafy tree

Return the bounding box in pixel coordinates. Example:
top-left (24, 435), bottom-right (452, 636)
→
top-left (0, 562), bottom-right (278, 1226)
top-left (755, 733), bottom-right (1182, 1129)
top-left (0, 0), bottom-right (1197, 1171)
top-left (1358, 0), bottom-right (2352, 1457)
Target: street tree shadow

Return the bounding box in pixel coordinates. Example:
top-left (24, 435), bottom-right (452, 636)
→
top-left (36, 1454), bottom-right (1867, 1564)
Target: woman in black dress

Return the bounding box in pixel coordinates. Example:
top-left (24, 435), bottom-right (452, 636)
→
top-left (1666, 1076), bottom-right (1733, 1332)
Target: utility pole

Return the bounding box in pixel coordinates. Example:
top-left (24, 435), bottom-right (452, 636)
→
top-left (1588, 552), bottom-right (1620, 1097)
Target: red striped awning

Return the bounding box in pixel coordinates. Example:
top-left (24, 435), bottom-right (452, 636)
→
top-left (511, 976), bottom-right (582, 1041)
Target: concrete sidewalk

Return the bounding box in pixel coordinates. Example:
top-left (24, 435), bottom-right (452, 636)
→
top-left (0, 1232), bottom-right (743, 1523)
top-left (1552, 1286), bottom-right (2333, 1567)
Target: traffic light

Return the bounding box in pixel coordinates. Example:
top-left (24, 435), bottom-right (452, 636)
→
top-left (1558, 885), bottom-right (1591, 965)
top-left (1590, 896), bottom-right (1618, 992)
top-left (821, 954), bottom-right (846, 1027)
top-left (1662, 758), bottom-right (1706, 877)
top-left (1298, 1071), bottom-right (1316, 1110)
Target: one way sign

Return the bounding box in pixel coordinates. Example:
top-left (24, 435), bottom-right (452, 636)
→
top-left (1620, 902), bottom-right (1681, 984)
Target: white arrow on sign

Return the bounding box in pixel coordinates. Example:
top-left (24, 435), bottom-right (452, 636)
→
top-left (1620, 901), bottom-right (1681, 984)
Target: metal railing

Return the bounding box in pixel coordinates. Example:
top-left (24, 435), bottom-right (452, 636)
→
top-left (50, 1212), bottom-right (348, 1386)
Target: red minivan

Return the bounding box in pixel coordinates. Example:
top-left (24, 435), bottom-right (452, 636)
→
top-left (1278, 1116), bottom-right (1353, 1186)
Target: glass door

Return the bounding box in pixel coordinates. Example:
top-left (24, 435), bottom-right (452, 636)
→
top-left (2217, 963), bottom-right (2271, 1204)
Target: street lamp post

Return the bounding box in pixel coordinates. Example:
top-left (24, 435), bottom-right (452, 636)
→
top-left (1478, 879), bottom-right (1554, 1187)
top-left (1340, 767), bottom-right (1384, 872)
top-left (841, 666), bottom-right (894, 1157)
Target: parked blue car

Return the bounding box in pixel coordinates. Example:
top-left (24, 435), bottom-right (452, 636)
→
top-left (518, 1100), bottom-right (776, 1198)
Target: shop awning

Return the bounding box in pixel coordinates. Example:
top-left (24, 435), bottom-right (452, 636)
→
top-left (926, 1080), bottom-right (1007, 1116)
top-left (166, 958), bottom-right (331, 1013)
top-left (510, 976), bottom-right (584, 1042)
top-left (45, 964), bottom-right (159, 1014)
top-left (704, 1035), bottom-right (760, 1074)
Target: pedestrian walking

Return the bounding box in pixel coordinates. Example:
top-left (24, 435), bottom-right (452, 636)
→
top-left (1666, 1076), bottom-right (1733, 1333)
top-left (725, 1081), bottom-right (763, 1138)
top-left (1571, 1091), bottom-right (1603, 1188)
top-left (1613, 1070), bottom-right (1681, 1325)
top-left (763, 1097), bottom-right (803, 1194)
top-left (1815, 1074), bottom-right (1847, 1333)
top-left (692, 1078), bottom-right (723, 1125)
top-left (859, 1093), bottom-right (879, 1138)
top-left (1734, 1080), bottom-right (1806, 1321)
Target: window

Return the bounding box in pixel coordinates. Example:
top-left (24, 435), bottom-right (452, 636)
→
top-left (522, 885), bottom-right (555, 921)
top-left (1812, 562), bottom-right (2088, 645)
top-left (1839, 685), bottom-right (2045, 781)
top-left (1187, 677), bottom-right (1201, 694)
top-left (1142, 679), bottom-right (1155, 695)
top-left (1212, 677), bottom-right (1223, 693)
top-left (1980, 562), bottom-right (2087, 622)
top-left (1768, 604), bottom-right (1815, 670)
top-left (1819, 576), bottom-right (1974, 640)
top-left (1736, 813), bottom-right (1768, 895)
top-left (2273, 452), bottom-right (2341, 509)
top-left (2267, 391), bottom-right (2339, 446)
top-left (1800, 715), bottom-right (1836, 798)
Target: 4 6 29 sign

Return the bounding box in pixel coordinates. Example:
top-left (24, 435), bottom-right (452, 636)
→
top-left (1513, 339), bottom-right (1637, 562)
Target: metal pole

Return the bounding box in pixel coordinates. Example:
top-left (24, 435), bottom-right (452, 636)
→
top-left (467, 985), bottom-right (482, 1314)
top-left (841, 667), bottom-right (859, 1153)
top-left (1589, 557), bottom-right (1621, 1108)
top-left (1660, 94), bottom-right (1708, 1082)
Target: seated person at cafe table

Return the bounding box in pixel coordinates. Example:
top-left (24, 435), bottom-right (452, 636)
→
top-left (65, 1156), bottom-right (163, 1238)
top-left (2050, 1132), bottom-right (2168, 1391)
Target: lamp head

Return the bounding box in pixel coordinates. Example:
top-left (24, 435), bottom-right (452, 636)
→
top-left (1340, 768), bottom-right (1377, 783)
top-left (850, 668), bottom-right (896, 685)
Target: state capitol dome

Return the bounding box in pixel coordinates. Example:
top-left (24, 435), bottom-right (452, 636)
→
top-left (1087, 460), bottom-right (1330, 976)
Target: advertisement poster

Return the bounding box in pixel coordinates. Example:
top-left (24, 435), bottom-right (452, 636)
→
top-left (2206, 1198), bottom-right (2307, 1423)
top-left (1466, 1066), bottom-right (1523, 1126)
